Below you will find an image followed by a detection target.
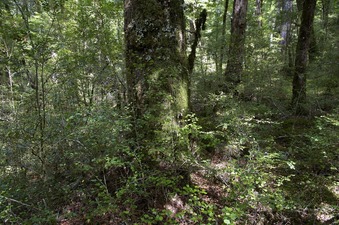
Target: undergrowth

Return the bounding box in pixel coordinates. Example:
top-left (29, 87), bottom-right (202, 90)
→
top-left (1, 94), bottom-right (338, 224)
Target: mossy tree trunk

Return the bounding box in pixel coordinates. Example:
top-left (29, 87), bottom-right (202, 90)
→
top-left (292, 0), bottom-right (316, 115)
top-left (124, 0), bottom-right (188, 157)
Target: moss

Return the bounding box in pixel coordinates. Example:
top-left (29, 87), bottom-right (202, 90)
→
top-left (175, 80), bottom-right (189, 112)
top-left (125, 0), bottom-right (188, 157)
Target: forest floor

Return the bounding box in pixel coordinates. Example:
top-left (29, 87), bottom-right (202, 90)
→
top-left (56, 102), bottom-right (338, 224)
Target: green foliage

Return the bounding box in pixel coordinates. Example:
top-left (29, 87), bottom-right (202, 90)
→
top-left (190, 83), bottom-right (338, 222)
top-left (176, 185), bottom-right (215, 223)
top-left (0, 192), bottom-right (20, 224)
top-left (138, 185), bottom-right (218, 224)
top-left (0, 0), bottom-right (338, 224)
top-left (221, 206), bottom-right (243, 225)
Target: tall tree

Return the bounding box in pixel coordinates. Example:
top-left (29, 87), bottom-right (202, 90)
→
top-left (224, 0), bottom-right (248, 91)
top-left (124, 0), bottom-right (188, 156)
top-left (255, 0), bottom-right (263, 27)
top-left (188, 9), bottom-right (207, 75)
top-left (279, 0), bottom-right (294, 72)
top-left (292, 0), bottom-right (317, 114)
top-left (280, 0), bottom-right (293, 47)
top-left (321, 0), bottom-right (331, 38)
top-left (217, 0), bottom-right (230, 75)
top-left (296, 0), bottom-right (318, 61)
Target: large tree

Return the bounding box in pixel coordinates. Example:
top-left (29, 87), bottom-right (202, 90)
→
top-left (292, 0), bottom-right (317, 114)
top-left (124, 0), bottom-right (188, 156)
top-left (224, 0), bottom-right (248, 91)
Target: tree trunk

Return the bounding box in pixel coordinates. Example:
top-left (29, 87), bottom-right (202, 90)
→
top-left (124, 0), bottom-right (188, 156)
top-left (279, 0), bottom-right (293, 74)
top-left (217, 0), bottom-right (229, 75)
top-left (224, 0), bottom-right (248, 91)
top-left (280, 0), bottom-right (293, 47)
top-left (188, 9), bottom-right (207, 75)
top-left (296, 0), bottom-right (318, 61)
top-left (321, 0), bottom-right (330, 38)
top-left (292, 0), bottom-right (316, 115)
top-left (255, 0), bottom-right (262, 27)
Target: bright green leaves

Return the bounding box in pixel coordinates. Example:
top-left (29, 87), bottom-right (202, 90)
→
top-left (221, 207), bottom-right (242, 225)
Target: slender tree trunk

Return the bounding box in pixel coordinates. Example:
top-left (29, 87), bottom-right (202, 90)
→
top-left (188, 9), bottom-right (207, 74)
top-left (296, 0), bottom-right (318, 61)
top-left (292, 0), bottom-right (316, 114)
top-left (188, 9), bottom-right (207, 112)
top-left (255, 0), bottom-right (263, 27)
top-left (280, 0), bottom-right (293, 48)
top-left (224, 0), bottom-right (248, 91)
top-left (279, 0), bottom-right (293, 74)
top-left (321, 0), bottom-right (330, 38)
top-left (217, 0), bottom-right (229, 75)
top-left (14, 0), bottom-right (48, 177)
top-left (124, 0), bottom-right (188, 156)
top-left (6, 66), bottom-right (15, 109)
top-left (3, 40), bottom-right (15, 108)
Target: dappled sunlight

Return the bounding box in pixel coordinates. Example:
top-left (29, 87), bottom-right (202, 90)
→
top-left (0, 0), bottom-right (338, 224)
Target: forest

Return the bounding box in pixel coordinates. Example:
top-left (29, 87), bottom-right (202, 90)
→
top-left (0, 0), bottom-right (338, 224)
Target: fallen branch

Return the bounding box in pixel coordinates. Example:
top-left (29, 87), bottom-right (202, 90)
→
top-left (0, 195), bottom-right (40, 211)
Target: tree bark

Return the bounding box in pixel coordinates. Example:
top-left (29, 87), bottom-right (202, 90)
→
top-left (124, 0), bottom-right (188, 155)
top-left (224, 0), bottom-right (248, 91)
top-left (321, 0), bottom-right (330, 38)
top-left (292, 0), bottom-right (316, 115)
top-left (279, 0), bottom-right (293, 74)
top-left (255, 0), bottom-right (262, 27)
top-left (296, 0), bottom-right (318, 61)
top-left (217, 0), bottom-right (229, 75)
top-left (280, 0), bottom-right (293, 47)
top-left (188, 9), bottom-right (207, 75)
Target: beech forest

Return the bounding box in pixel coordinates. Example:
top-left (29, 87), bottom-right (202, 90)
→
top-left (0, 0), bottom-right (338, 224)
